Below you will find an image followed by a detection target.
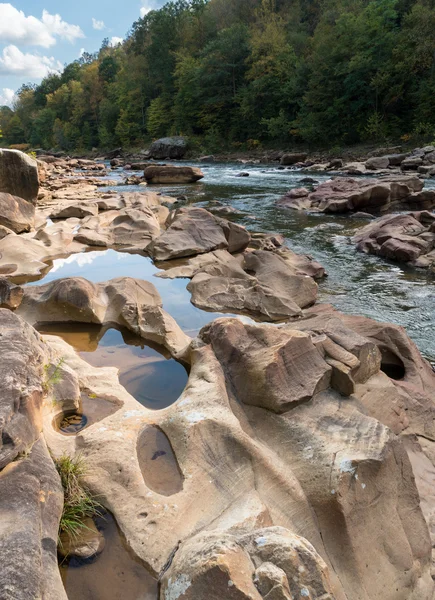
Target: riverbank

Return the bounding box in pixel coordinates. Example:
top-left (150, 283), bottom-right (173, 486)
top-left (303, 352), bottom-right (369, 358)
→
top-left (1, 149), bottom-right (435, 600)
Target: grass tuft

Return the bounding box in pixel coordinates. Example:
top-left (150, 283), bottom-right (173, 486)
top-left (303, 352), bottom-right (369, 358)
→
top-left (54, 454), bottom-right (101, 543)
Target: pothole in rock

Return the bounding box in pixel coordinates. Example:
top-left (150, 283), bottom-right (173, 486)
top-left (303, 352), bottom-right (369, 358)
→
top-left (53, 392), bottom-right (120, 436)
top-left (137, 425), bottom-right (184, 496)
top-left (60, 511), bottom-right (157, 600)
top-left (39, 324), bottom-right (189, 410)
top-left (379, 346), bottom-right (406, 381)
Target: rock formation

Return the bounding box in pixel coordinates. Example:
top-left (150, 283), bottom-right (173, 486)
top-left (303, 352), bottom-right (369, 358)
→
top-left (0, 149), bottom-right (39, 203)
top-left (353, 211), bottom-right (435, 270)
top-left (146, 136), bottom-right (188, 160)
top-left (277, 176), bottom-right (433, 214)
top-left (144, 165), bottom-right (204, 184)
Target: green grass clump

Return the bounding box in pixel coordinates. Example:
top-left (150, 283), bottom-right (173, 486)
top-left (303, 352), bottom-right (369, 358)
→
top-left (54, 454), bottom-right (101, 541)
top-left (42, 357), bottom-right (65, 396)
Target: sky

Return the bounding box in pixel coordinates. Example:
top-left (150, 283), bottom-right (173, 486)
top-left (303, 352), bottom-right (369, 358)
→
top-left (0, 0), bottom-right (166, 106)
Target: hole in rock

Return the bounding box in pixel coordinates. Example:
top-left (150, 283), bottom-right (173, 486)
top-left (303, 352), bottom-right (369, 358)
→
top-left (38, 324), bottom-right (188, 410)
top-left (60, 511), bottom-right (157, 600)
top-left (53, 393), bottom-right (120, 436)
top-left (137, 426), bottom-right (183, 496)
top-left (379, 346), bottom-right (406, 380)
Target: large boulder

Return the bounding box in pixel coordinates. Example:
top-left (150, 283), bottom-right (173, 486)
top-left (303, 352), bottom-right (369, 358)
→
top-left (280, 152), bottom-right (308, 165)
top-left (277, 176), bottom-right (427, 214)
top-left (0, 192), bottom-right (35, 233)
top-left (365, 156), bottom-right (389, 170)
top-left (0, 149), bottom-right (39, 204)
top-left (151, 207), bottom-right (250, 261)
top-left (147, 136), bottom-right (188, 160)
top-left (144, 165), bottom-right (203, 184)
top-left (353, 211), bottom-right (435, 269)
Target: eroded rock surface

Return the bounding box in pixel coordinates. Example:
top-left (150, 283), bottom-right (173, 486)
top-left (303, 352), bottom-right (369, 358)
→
top-left (353, 211), bottom-right (435, 269)
top-left (0, 309), bottom-right (66, 600)
top-left (0, 149), bottom-right (39, 204)
top-left (144, 165), bottom-right (204, 184)
top-left (37, 307), bottom-right (435, 600)
top-left (18, 276), bottom-right (191, 356)
top-left (277, 176), bottom-right (430, 214)
top-left (151, 207), bottom-right (250, 261)
top-left (0, 192), bottom-right (35, 233)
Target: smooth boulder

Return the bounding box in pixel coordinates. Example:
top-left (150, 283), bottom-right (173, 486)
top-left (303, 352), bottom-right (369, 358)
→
top-left (0, 149), bottom-right (39, 204)
top-left (151, 207), bottom-right (250, 261)
top-left (144, 165), bottom-right (204, 184)
top-left (0, 192), bottom-right (35, 233)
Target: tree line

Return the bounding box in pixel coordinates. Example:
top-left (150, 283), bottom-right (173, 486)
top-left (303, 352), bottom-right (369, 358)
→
top-left (1, 0), bottom-right (435, 151)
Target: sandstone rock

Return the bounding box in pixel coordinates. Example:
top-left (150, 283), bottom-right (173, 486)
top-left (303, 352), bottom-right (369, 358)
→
top-left (365, 156), bottom-right (389, 170)
top-left (161, 528), bottom-right (335, 600)
top-left (151, 207), bottom-right (250, 261)
top-left (0, 278), bottom-right (24, 309)
top-left (38, 307), bottom-right (435, 600)
top-left (147, 136), bottom-right (188, 159)
top-left (201, 319), bottom-right (331, 412)
top-left (0, 437), bottom-right (67, 600)
top-left (0, 309), bottom-right (46, 469)
top-left (353, 212), bottom-right (435, 269)
top-left (280, 153), bottom-right (308, 165)
top-left (18, 277), bottom-right (190, 356)
top-left (144, 165), bottom-right (204, 184)
top-left (50, 202), bottom-right (99, 219)
top-left (401, 157), bottom-right (423, 170)
top-left (188, 250), bottom-right (318, 321)
top-left (277, 176), bottom-right (427, 214)
top-left (58, 517), bottom-right (105, 559)
top-left (385, 153), bottom-right (408, 166)
top-left (327, 158), bottom-right (343, 169)
top-left (0, 149), bottom-right (39, 204)
top-left (0, 192), bottom-right (35, 233)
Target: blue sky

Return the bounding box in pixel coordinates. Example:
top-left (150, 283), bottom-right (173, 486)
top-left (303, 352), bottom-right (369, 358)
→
top-left (0, 0), bottom-right (166, 105)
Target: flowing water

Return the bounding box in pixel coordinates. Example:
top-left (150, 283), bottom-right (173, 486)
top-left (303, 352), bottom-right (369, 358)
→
top-left (109, 161), bottom-right (435, 362)
top-left (41, 161), bottom-right (435, 597)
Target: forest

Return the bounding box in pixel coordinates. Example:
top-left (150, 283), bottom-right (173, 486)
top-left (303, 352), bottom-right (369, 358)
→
top-left (1, 0), bottom-right (435, 151)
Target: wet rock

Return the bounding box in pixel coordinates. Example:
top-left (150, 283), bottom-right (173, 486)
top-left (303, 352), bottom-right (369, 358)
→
top-left (18, 277), bottom-right (190, 356)
top-left (277, 176), bottom-right (427, 214)
top-left (151, 207), bottom-right (250, 261)
top-left (236, 172), bottom-right (249, 177)
top-left (144, 165), bottom-right (203, 184)
top-left (146, 136), bottom-right (188, 160)
top-left (353, 212), bottom-right (435, 269)
top-left (0, 149), bottom-right (39, 204)
top-left (0, 192), bottom-right (35, 233)
top-left (199, 155), bottom-right (215, 162)
top-left (280, 152), bottom-right (308, 165)
top-left (327, 158), bottom-right (343, 169)
top-left (0, 278), bottom-right (24, 309)
top-left (58, 518), bottom-right (105, 559)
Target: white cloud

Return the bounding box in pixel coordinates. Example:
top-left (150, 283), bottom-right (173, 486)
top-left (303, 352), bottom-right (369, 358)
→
top-left (0, 45), bottom-right (62, 78)
top-left (0, 3), bottom-right (84, 48)
top-left (140, 1), bottom-right (162, 17)
top-left (0, 87), bottom-right (15, 106)
top-left (110, 36), bottom-right (123, 46)
top-left (92, 17), bottom-right (105, 31)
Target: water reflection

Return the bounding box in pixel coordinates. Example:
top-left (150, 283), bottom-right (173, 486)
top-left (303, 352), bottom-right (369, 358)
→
top-left (60, 512), bottom-right (157, 600)
top-left (39, 325), bottom-right (188, 410)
